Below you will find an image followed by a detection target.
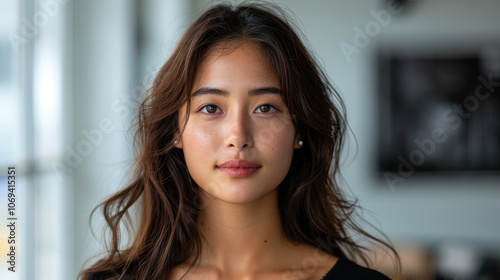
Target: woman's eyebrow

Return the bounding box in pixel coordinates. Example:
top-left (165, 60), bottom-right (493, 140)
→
top-left (191, 86), bottom-right (280, 97)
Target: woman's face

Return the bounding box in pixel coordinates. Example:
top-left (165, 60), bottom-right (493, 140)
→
top-left (176, 42), bottom-right (301, 204)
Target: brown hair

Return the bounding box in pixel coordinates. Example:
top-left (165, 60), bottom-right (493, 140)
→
top-left (80, 2), bottom-right (400, 279)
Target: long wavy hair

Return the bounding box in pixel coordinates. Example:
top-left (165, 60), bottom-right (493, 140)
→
top-left (80, 2), bottom-right (400, 280)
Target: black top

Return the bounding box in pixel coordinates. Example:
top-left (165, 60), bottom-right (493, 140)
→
top-left (321, 257), bottom-right (391, 280)
top-left (89, 258), bottom-right (390, 280)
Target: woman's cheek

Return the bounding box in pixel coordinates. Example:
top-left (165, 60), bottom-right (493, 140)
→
top-left (185, 120), bottom-right (217, 146)
top-left (265, 118), bottom-right (295, 141)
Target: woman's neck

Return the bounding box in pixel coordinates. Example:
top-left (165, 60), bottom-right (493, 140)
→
top-left (195, 187), bottom-right (296, 276)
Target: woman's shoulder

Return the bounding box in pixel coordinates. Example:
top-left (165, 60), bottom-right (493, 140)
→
top-left (321, 257), bottom-right (391, 280)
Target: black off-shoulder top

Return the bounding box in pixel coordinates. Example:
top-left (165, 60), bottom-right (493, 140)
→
top-left (89, 257), bottom-right (391, 280)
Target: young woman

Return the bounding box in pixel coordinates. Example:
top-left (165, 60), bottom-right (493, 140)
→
top-left (80, 2), bottom-right (400, 280)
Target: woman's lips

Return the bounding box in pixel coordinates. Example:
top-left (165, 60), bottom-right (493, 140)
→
top-left (217, 159), bottom-right (261, 178)
top-left (217, 167), bottom-right (260, 177)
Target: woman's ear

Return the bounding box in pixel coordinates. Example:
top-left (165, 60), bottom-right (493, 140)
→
top-left (174, 132), bottom-right (183, 149)
top-left (294, 135), bottom-right (303, 149)
top-left (174, 139), bottom-right (183, 149)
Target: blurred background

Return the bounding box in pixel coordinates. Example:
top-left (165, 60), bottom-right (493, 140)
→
top-left (1, 0), bottom-right (499, 279)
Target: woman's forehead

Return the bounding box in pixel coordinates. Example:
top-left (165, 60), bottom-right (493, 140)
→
top-left (200, 40), bottom-right (268, 65)
top-left (193, 42), bottom-right (278, 89)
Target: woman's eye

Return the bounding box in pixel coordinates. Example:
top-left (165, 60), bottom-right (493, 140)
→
top-left (255, 104), bottom-right (277, 113)
top-left (199, 104), bottom-right (278, 114)
top-left (200, 104), bottom-right (221, 114)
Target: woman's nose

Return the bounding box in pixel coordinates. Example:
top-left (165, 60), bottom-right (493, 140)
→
top-left (224, 110), bottom-right (253, 151)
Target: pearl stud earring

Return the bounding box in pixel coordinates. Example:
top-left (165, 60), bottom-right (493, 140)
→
top-left (298, 140), bottom-right (304, 146)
